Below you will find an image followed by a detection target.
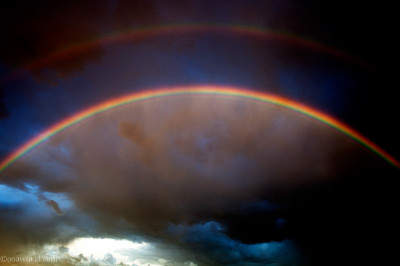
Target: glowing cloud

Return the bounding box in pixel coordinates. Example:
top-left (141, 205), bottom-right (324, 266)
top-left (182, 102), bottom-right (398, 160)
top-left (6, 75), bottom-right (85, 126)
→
top-left (67, 237), bottom-right (147, 258)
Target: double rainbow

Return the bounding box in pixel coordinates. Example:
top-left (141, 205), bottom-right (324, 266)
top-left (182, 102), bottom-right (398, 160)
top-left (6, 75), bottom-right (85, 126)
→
top-left (0, 86), bottom-right (399, 173)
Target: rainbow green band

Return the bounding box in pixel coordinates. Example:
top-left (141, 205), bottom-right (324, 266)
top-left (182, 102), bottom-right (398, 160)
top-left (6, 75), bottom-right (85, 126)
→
top-left (0, 85), bottom-right (398, 173)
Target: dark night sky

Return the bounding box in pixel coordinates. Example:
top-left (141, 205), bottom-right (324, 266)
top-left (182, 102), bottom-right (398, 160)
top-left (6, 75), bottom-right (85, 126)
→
top-left (0, 1), bottom-right (399, 265)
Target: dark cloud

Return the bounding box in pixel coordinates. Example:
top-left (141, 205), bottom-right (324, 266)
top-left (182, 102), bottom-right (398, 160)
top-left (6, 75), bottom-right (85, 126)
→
top-left (58, 246), bottom-right (69, 254)
top-left (168, 221), bottom-right (299, 265)
top-left (1, 1), bottom-right (106, 77)
top-left (0, 0), bottom-right (161, 78)
top-left (119, 121), bottom-right (146, 144)
top-left (45, 199), bottom-right (63, 215)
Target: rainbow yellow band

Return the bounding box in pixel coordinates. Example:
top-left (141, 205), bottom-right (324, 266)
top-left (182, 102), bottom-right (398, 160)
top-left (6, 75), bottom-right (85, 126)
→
top-left (0, 85), bottom-right (398, 173)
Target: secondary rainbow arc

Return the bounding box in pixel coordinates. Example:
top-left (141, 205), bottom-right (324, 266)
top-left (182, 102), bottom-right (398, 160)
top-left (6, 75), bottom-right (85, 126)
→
top-left (26, 24), bottom-right (366, 70)
top-left (0, 85), bottom-right (398, 173)
top-left (1, 24), bottom-right (372, 83)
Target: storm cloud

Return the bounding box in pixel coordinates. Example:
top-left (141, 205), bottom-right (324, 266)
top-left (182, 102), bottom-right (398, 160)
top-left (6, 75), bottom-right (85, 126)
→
top-left (1, 96), bottom-right (397, 265)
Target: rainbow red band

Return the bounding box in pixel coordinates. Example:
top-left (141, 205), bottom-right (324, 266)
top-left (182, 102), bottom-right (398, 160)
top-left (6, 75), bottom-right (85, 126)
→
top-left (0, 85), bottom-right (399, 173)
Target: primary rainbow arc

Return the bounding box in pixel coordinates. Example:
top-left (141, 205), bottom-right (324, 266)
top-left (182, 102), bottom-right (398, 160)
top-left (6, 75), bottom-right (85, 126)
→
top-left (0, 85), bottom-right (398, 173)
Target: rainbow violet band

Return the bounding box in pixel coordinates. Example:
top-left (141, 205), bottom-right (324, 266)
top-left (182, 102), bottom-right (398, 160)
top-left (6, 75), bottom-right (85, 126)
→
top-left (0, 85), bottom-right (399, 173)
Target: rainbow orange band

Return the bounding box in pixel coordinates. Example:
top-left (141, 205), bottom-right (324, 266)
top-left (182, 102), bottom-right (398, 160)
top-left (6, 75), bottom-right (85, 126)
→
top-left (0, 85), bottom-right (398, 173)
